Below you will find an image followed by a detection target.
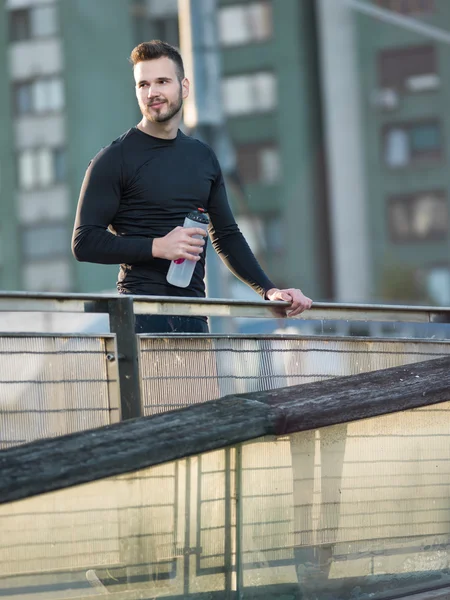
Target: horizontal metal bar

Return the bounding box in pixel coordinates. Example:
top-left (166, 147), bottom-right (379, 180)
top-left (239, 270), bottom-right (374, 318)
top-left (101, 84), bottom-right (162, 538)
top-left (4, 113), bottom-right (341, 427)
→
top-left (0, 291), bottom-right (449, 323)
top-left (132, 298), bottom-right (278, 318)
top-left (0, 332), bottom-right (116, 339)
top-left (306, 306), bottom-right (432, 323)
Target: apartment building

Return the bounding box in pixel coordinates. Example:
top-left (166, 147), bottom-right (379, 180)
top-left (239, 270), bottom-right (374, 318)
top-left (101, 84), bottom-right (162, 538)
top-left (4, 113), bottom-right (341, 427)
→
top-left (2, 0), bottom-right (449, 306)
top-left (356, 0), bottom-right (450, 303)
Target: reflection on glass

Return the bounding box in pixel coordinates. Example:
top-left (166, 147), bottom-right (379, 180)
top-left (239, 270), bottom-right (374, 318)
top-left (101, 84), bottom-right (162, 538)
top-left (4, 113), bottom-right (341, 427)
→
top-left (1, 403), bottom-right (450, 599)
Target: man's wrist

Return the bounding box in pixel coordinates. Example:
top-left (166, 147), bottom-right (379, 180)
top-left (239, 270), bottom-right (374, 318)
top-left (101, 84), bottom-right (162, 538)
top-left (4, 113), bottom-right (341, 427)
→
top-left (152, 237), bottom-right (162, 259)
top-left (265, 288), bottom-right (279, 300)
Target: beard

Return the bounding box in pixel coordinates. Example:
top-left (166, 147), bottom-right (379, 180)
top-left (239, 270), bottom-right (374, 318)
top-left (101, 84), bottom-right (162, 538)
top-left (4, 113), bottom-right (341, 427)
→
top-left (142, 87), bottom-right (183, 123)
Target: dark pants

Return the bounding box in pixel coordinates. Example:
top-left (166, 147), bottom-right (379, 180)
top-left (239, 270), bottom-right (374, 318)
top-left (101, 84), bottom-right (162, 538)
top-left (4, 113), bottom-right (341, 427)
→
top-left (134, 314), bottom-right (209, 334)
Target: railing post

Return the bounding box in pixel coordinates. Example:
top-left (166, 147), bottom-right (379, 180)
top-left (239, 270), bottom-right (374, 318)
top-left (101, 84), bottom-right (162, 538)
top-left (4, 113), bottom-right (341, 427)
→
top-left (108, 296), bottom-right (142, 420)
top-left (235, 443), bottom-right (244, 599)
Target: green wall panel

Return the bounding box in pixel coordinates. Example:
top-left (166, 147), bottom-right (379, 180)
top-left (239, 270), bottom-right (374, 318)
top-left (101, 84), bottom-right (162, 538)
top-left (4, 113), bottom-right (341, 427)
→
top-left (60, 0), bottom-right (138, 293)
top-left (0, 4), bottom-right (20, 290)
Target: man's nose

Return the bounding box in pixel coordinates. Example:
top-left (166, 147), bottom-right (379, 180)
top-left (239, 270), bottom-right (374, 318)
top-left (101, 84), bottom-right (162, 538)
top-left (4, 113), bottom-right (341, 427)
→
top-left (148, 86), bottom-right (159, 98)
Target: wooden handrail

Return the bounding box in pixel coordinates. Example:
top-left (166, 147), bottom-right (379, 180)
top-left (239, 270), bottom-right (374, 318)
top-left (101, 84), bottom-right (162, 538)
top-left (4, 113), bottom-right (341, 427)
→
top-left (1, 356), bottom-right (450, 505)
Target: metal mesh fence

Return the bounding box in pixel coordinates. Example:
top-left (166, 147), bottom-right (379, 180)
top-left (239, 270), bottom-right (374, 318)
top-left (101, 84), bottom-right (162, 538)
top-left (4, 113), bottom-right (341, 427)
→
top-left (0, 335), bottom-right (119, 448)
top-left (139, 335), bottom-right (450, 414)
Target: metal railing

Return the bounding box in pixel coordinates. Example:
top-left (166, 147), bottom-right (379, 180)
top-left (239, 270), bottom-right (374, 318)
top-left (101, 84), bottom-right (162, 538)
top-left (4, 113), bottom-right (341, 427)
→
top-left (2, 292), bottom-right (450, 446)
top-left (2, 293), bottom-right (450, 599)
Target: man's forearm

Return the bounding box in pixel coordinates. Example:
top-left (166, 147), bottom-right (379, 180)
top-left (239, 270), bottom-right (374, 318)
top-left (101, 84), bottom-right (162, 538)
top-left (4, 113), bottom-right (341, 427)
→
top-left (72, 225), bottom-right (154, 265)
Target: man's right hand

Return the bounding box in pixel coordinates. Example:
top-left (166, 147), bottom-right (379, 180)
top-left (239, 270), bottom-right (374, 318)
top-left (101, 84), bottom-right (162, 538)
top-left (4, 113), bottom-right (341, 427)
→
top-left (152, 226), bottom-right (207, 261)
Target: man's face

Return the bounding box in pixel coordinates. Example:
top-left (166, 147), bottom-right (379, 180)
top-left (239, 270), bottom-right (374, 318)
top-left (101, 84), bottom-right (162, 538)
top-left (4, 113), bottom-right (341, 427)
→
top-left (134, 56), bottom-right (189, 124)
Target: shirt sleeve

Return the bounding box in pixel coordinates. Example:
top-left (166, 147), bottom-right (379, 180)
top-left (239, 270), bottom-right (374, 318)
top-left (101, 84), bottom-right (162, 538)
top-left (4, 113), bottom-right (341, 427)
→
top-left (207, 151), bottom-right (276, 298)
top-left (71, 144), bottom-right (154, 265)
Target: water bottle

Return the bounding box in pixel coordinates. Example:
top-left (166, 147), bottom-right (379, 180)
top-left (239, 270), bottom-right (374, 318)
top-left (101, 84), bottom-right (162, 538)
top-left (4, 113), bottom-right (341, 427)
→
top-left (166, 208), bottom-right (209, 288)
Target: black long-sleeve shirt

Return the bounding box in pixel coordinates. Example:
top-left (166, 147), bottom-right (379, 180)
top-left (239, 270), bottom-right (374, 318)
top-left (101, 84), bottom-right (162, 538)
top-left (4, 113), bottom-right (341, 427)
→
top-left (72, 127), bottom-right (275, 298)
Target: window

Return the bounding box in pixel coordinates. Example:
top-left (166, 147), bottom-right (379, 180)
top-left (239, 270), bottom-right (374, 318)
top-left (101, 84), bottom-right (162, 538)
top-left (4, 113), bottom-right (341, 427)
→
top-left (13, 77), bottom-right (65, 115)
top-left (31, 5), bottom-right (58, 37)
top-left (219, 1), bottom-right (272, 46)
top-left (53, 148), bottom-right (67, 183)
top-left (237, 212), bottom-right (285, 259)
top-left (236, 214), bottom-right (265, 255)
top-left (378, 45), bottom-right (437, 91)
top-left (222, 72), bottom-right (277, 116)
top-left (388, 191), bottom-right (448, 242)
top-left (153, 17), bottom-right (179, 47)
top-left (17, 148), bottom-right (67, 190)
top-left (263, 213), bottom-right (285, 256)
top-left (23, 259), bottom-right (71, 292)
top-left (383, 120), bottom-right (443, 167)
top-left (9, 5), bottom-right (58, 42)
top-left (236, 142), bottom-right (281, 184)
top-left (147, 0), bottom-right (178, 16)
top-left (424, 266), bottom-right (450, 306)
top-left (9, 9), bottom-right (29, 42)
top-left (375, 0), bottom-right (434, 14)
top-left (22, 223), bottom-right (68, 260)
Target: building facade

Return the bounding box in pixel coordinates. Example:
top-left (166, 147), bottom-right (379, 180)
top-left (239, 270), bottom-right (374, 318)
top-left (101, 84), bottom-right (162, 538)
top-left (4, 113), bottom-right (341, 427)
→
top-left (356, 0), bottom-right (450, 304)
top-left (1, 0), bottom-right (449, 305)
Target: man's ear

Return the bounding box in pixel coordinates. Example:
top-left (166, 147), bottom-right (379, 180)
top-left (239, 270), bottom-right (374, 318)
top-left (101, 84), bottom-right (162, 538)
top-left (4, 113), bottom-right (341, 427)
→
top-left (182, 77), bottom-right (190, 99)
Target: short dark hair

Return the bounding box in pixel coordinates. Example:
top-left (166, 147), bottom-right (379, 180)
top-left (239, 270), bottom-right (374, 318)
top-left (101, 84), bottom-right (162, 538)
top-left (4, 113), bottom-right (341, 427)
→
top-left (129, 40), bottom-right (185, 81)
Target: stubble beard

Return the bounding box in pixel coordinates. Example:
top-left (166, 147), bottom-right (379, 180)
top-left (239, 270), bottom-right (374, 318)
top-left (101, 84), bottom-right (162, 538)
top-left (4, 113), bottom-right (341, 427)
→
top-left (143, 88), bottom-right (183, 124)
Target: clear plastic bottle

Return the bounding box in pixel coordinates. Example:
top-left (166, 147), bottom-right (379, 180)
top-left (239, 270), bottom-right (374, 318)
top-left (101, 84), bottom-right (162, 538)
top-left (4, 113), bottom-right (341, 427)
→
top-left (166, 208), bottom-right (209, 288)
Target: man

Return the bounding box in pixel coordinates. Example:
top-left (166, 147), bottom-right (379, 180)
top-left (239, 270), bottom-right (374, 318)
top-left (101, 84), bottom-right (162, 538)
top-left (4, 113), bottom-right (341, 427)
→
top-left (72, 40), bottom-right (312, 333)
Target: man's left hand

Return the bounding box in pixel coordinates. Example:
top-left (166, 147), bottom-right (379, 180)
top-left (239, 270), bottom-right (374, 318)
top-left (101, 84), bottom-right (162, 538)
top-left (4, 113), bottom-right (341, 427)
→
top-left (266, 288), bottom-right (313, 317)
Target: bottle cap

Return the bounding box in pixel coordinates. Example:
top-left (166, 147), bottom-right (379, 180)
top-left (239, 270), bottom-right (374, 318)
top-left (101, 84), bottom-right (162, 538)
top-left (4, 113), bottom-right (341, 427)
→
top-left (187, 208), bottom-right (209, 224)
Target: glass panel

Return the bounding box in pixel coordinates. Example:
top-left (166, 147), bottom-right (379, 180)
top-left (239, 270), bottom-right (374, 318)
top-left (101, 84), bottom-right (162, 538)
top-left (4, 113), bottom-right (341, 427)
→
top-left (259, 146), bottom-right (281, 183)
top-left (9, 9), bottom-right (30, 42)
top-left (222, 76), bottom-right (253, 115)
top-left (384, 128), bottom-right (410, 167)
top-left (22, 259), bottom-right (72, 292)
top-left (14, 82), bottom-right (32, 115)
top-left (376, 0), bottom-right (435, 14)
top-left (247, 1), bottom-right (272, 41)
top-left (1, 402), bottom-right (450, 598)
top-left (253, 72), bottom-right (277, 111)
top-left (17, 150), bottom-right (35, 190)
top-left (412, 194), bottom-right (448, 238)
top-left (378, 45), bottom-right (436, 89)
top-left (236, 143), bottom-right (261, 182)
top-left (147, 0), bottom-right (178, 17)
top-left (388, 192), bottom-right (448, 242)
top-left (410, 122), bottom-right (441, 152)
top-left (30, 5), bottom-right (58, 38)
top-left (219, 6), bottom-right (248, 46)
top-left (236, 214), bottom-right (264, 254)
top-left (241, 405), bottom-right (450, 598)
top-left (426, 267), bottom-right (450, 306)
top-left (36, 147), bottom-right (54, 187)
top-left (264, 213), bottom-right (285, 255)
top-left (390, 201), bottom-right (410, 238)
top-left (153, 16), bottom-right (180, 47)
top-left (53, 148), bottom-right (67, 183)
top-left (22, 223), bottom-right (67, 259)
top-left (32, 79), bottom-right (49, 113)
top-left (47, 77), bottom-right (64, 111)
